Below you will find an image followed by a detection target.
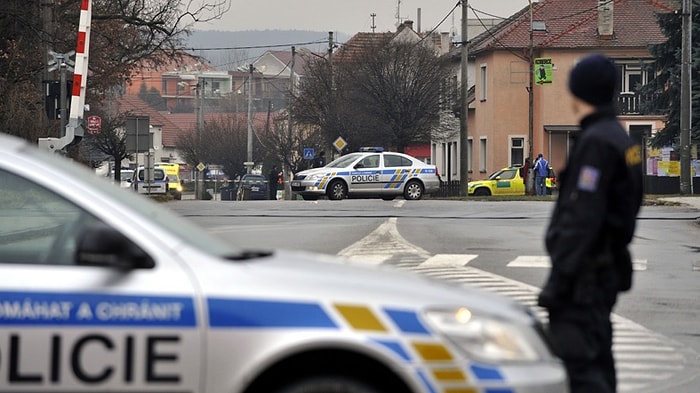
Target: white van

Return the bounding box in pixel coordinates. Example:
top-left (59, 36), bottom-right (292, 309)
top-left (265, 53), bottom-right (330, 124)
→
top-left (131, 166), bottom-right (168, 195)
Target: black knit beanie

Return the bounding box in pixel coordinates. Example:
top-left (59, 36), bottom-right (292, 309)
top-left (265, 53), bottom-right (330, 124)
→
top-left (568, 54), bottom-right (617, 106)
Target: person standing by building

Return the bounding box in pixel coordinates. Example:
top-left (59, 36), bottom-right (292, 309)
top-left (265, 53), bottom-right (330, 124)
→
top-left (314, 151), bottom-right (327, 168)
top-left (522, 157), bottom-right (532, 195)
top-left (533, 153), bottom-right (549, 196)
top-left (537, 54), bottom-right (643, 393)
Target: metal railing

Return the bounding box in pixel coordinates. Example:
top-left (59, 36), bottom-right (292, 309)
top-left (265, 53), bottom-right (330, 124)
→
top-left (617, 92), bottom-right (660, 115)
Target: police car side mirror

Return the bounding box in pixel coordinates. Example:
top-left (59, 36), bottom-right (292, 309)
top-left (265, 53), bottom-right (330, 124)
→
top-left (76, 222), bottom-right (155, 269)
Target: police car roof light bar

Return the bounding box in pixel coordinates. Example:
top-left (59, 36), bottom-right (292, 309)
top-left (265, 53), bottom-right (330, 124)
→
top-left (359, 147), bottom-right (384, 152)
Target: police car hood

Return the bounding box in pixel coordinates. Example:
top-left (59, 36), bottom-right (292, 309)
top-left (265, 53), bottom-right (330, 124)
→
top-left (201, 249), bottom-right (532, 324)
top-left (296, 167), bottom-right (330, 177)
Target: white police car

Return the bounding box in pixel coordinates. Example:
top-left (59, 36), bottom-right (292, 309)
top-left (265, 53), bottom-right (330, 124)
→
top-left (0, 134), bottom-right (567, 393)
top-left (292, 147), bottom-right (441, 201)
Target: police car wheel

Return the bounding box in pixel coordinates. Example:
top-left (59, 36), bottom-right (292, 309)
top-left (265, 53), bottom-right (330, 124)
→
top-left (275, 376), bottom-right (380, 393)
top-left (327, 180), bottom-right (347, 200)
top-left (403, 180), bottom-right (423, 200)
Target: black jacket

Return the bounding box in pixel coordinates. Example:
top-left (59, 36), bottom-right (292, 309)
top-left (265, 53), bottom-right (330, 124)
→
top-left (540, 106), bottom-right (643, 306)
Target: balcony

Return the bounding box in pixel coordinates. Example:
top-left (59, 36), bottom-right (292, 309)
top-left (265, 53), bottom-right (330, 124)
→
top-left (617, 92), bottom-right (661, 115)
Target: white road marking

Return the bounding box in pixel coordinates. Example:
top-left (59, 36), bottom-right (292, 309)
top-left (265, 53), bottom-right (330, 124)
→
top-left (422, 254), bottom-right (478, 266)
top-left (506, 255), bottom-right (648, 271)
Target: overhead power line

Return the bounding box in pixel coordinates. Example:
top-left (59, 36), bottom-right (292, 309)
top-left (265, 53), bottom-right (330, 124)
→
top-left (184, 39), bottom-right (327, 52)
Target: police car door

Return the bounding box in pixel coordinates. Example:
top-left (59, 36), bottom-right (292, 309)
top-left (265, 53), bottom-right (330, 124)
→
top-left (380, 154), bottom-right (413, 194)
top-left (350, 154), bottom-right (382, 194)
top-left (0, 168), bottom-right (200, 392)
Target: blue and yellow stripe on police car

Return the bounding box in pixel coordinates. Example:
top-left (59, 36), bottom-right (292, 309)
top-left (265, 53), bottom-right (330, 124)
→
top-left (384, 169), bottom-right (407, 189)
top-left (205, 298), bottom-right (511, 393)
top-left (315, 171), bottom-right (342, 190)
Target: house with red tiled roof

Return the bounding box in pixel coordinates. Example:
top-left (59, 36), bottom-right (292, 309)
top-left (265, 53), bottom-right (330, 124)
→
top-left (250, 48), bottom-right (323, 112)
top-left (114, 95), bottom-right (269, 175)
top-left (439, 0), bottom-right (677, 186)
top-left (114, 95), bottom-right (185, 165)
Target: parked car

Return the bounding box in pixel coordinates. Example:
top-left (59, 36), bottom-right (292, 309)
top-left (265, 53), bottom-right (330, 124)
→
top-left (468, 166), bottom-right (525, 196)
top-left (108, 169), bottom-right (133, 189)
top-left (233, 174), bottom-right (269, 200)
top-left (292, 147), bottom-right (440, 201)
top-left (468, 165), bottom-right (556, 196)
top-left (0, 133), bottom-right (567, 393)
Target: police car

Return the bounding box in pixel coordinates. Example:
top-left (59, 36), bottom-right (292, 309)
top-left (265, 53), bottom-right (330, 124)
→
top-left (292, 147), bottom-right (441, 201)
top-left (0, 134), bottom-right (567, 393)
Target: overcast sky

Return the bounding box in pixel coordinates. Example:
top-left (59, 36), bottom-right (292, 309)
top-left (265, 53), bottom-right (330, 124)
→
top-left (196, 0), bottom-right (530, 36)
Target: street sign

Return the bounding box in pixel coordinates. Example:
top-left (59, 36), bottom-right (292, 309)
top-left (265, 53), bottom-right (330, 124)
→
top-left (303, 148), bottom-right (315, 160)
top-left (333, 136), bottom-right (347, 153)
top-left (87, 115), bottom-right (101, 134)
top-left (196, 162), bottom-right (206, 172)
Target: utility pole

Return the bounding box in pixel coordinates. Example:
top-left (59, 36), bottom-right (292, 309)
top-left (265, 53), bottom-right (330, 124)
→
top-left (528, 0), bottom-right (535, 165)
top-left (247, 64), bottom-right (254, 174)
top-left (286, 47), bottom-right (296, 200)
top-left (680, 0), bottom-right (692, 194)
top-left (459, 0), bottom-right (469, 195)
top-left (328, 32), bottom-right (335, 90)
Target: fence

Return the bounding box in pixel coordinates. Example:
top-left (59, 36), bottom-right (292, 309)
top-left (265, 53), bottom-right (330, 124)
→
top-left (432, 180), bottom-right (464, 198)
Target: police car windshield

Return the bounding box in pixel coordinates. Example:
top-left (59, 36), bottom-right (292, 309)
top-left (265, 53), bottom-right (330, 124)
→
top-left (20, 146), bottom-right (240, 258)
top-left (326, 153), bottom-right (364, 168)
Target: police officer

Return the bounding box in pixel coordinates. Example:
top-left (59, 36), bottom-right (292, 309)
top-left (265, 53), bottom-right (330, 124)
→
top-left (537, 54), bottom-right (643, 393)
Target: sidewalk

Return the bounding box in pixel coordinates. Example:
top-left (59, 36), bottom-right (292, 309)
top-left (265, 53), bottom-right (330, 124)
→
top-left (658, 196), bottom-right (700, 209)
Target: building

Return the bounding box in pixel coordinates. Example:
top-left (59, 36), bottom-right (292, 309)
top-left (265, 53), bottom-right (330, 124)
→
top-left (437, 0), bottom-right (676, 184)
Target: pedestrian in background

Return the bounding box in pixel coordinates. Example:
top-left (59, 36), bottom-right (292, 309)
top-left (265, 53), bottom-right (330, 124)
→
top-left (522, 157), bottom-right (532, 195)
top-left (537, 54), bottom-right (643, 393)
top-left (314, 151), bottom-right (326, 168)
top-left (268, 166), bottom-right (278, 200)
top-left (533, 153), bottom-right (549, 196)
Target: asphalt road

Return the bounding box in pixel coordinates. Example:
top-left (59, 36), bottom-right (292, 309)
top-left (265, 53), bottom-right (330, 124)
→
top-left (168, 197), bottom-right (700, 392)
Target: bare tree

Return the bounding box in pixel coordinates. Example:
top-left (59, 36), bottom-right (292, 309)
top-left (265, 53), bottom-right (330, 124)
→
top-left (344, 40), bottom-right (451, 152)
top-left (176, 113), bottom-right (263, 180)
top-left (82, 110), bottom-right (133, 182)
top-left (260, 113), bottom-right (324, 175)
top-left (293, 39), bottom-right (453, 153)
top-left (0, 0), bottom-right (230, 143)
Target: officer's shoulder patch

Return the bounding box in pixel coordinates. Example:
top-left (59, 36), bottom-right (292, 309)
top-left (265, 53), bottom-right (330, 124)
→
top-left (577, 165), bottom-right (600, 192)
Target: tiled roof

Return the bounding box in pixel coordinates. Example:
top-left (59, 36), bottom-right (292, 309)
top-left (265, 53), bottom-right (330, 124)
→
top-left (115, 95), bottom-right (184, 147)
top-left (263, 49), bottom-right (323, 76)
top-left (470, 0), bottom-right (678, 54)
top-left (333, 32), bottom-right (394, 62)
top-left (115, 96), bottom-right (270, 148)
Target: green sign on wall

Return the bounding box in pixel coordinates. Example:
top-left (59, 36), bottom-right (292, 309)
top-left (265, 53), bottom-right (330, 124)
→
top-left (535, 58), bottom-right (553, 85)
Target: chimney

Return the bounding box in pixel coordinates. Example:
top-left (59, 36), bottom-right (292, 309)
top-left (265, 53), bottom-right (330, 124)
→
top-left (598, 0), bottom-right (614, 38)
top-left (417, 8), bottom-right (422, 33)
top-left (403, 20), bottom-right (414, 31)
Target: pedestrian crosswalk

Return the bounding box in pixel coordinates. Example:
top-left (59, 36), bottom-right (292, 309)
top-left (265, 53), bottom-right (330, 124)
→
top-left (337, 218), bottom-right (695, 393)
top-left (382, 256), bottom-right (690, 393)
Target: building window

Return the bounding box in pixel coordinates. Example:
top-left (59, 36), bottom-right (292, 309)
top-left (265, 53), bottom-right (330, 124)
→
top-left (467, 138), bottom-right (473, 174)
top-left (479, 137), bottom-right (487, 172)
top-left (510, 137), bottom-right (525, 166)
top-left (615, 61), bottom-right (652, 93)
top-left (480, 64), bottom-right (487, 101)
top-left (161, 79), bottom-right (167, 94)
